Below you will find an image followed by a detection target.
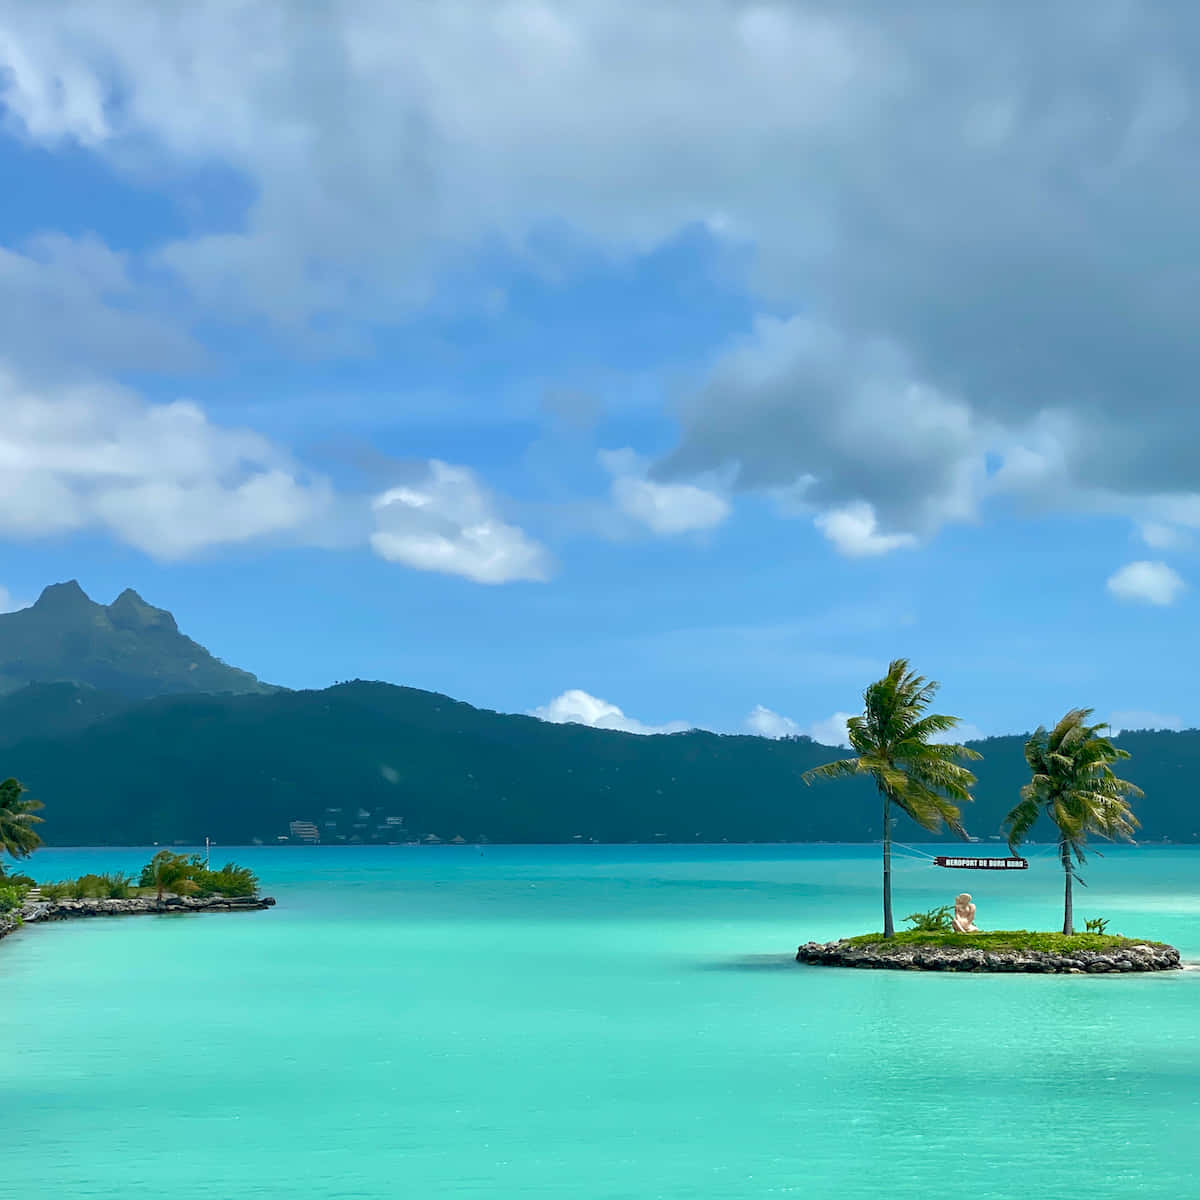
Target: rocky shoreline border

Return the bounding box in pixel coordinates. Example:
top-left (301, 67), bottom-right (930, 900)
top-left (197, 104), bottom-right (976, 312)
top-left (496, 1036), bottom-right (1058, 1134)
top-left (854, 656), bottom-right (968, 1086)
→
top-left (0, 894), bottom-right (276, 943)
top-left (797, 939), bottom-right (1182, 974)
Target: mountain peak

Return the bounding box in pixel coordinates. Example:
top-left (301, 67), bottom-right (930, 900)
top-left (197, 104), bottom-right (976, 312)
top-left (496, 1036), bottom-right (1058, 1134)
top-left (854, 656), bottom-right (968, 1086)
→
top-left (0, 581), bottom-right (276, 699)
top-left (33, 580), bottom-right (97, 614)
top-left (107, 588), bottom-right (178, 634)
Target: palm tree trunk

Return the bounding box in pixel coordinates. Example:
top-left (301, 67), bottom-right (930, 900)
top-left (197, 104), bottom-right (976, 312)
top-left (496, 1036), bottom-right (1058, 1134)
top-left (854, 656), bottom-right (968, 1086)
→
top-left (1060, 840), bottom-right (1073, 936)
top-left (882, 791), bottom-right (894, 938)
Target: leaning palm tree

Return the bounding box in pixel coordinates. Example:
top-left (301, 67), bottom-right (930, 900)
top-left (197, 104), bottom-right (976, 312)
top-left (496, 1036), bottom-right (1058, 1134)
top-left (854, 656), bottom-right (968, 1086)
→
top-left (1003, 709), bottom-right (1141, 935)
top-left (0, 777), bottom-right (43, 861)
top-left (143, 850), bottom-right (192, 904)
top-left (802, 660), bottom-right (980, 937)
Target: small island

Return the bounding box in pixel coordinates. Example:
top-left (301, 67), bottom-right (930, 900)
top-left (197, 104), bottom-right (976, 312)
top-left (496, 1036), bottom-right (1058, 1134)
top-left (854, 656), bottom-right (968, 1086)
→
top-left (795, 663), bottom-right (1186, 977)
top-left (0, 845), bottom-right (275, 947)
top-left (797, 931), bottom-right (1182, 973)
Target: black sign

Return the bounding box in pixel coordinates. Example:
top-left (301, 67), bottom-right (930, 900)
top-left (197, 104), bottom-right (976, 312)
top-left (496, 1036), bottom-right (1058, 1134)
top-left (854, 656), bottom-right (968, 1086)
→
top-left (933, 856), bottom-right (1028, 870)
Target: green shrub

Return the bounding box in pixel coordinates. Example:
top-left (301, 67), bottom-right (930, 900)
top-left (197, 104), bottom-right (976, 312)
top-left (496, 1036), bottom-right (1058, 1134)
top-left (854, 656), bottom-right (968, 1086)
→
top-left (70, 875), bottom-right (96, 899)
top-left (190, 862), bottom-right (259, 898)
top-left (904, 905), bottom-right (954, 932)
top-left (0, 884), bottom-right (27, 913)
top-left (1084, 917), bottom-right (1110, 935)
top-left (39, 880), bottom-right (73, 900)
top-left (96, 871), bottom-right (133, 899)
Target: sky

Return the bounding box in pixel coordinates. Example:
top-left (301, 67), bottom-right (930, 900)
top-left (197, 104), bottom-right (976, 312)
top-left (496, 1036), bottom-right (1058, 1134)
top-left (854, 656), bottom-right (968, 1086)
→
top-left (1, 1), bottom-right (1198, 744)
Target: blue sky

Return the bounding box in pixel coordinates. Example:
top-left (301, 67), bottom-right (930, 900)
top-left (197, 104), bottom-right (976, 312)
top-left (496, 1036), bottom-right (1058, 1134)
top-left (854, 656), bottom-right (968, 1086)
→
top-left (1, 2), bottom-right (1197, 742)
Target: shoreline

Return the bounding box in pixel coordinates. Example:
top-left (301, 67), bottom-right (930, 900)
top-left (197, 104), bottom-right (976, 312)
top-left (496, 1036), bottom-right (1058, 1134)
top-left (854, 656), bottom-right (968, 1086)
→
top-left (28, 840), bottom-right (1200, 850)
top-left (797, 938), bottom-right (1182, 974)
top-left (0, 894), bottom-right (276, 944)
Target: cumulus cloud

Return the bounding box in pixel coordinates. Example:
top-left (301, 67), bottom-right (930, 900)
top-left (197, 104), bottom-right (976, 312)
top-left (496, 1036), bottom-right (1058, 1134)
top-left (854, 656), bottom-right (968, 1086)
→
top-left (532, 689), bottom-right (690, 735)
top-left (748, 705), bottom-right (982, 746)
top-left (806, 712), bottom-right (855, 748)
top-left (599, 448), bottom-right (729, 536)
top-left (745, 705), bottom-right (801, 739)
top-left (1106, 561), bottom-right (1186, 607)
top-left (814, 502), bottom-right (918, 557)
top-left (0, 586), bottom-right (22, 613)
top-left (662, 317), bottom-right (979, 547)
top-left (745, 705), bottom-right (854, 747)
top-left (371, 461), bottom-right (551, 584)
top-left (0, 367), bottom-right (334, 558)
top-left (0, 367), bottom-right (541, 581)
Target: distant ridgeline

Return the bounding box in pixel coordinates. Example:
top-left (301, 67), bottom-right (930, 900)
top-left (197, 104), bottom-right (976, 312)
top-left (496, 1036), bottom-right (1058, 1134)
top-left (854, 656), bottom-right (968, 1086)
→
top-left (2, 678), bottom-right (1199, 846)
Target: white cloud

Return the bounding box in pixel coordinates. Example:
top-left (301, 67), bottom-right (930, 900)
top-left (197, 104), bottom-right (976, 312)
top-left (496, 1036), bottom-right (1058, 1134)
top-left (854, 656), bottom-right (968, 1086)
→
top-left (806, 712), bottom-right (855, 748)
top-left (1106, 561), bottom-right (1186, 607)
top-left (0, 367), bottom-right (333, 559)
top-left (532, 688), bottom-right (690, 735)
top-left (748, 705), bottom-right (982, 745)
top-left (371, 461), bottom-right (551, 584)
top-left (598, 448), bottom-right (729, 536)
top-left (0, 367), bottom-right (542, 583)
top-left (1139, 522), bottom-right (1190, 551)
top-left (1108, 710), bottom-right (1184, 735)
top-left (746, 704), bottom-right (853, 746)
top-left (0, 586), bottom-right (22, 614)
top-left (814, 501), bottom-right (918, 558)
top-left (745, 704), bottom-right (801, 739)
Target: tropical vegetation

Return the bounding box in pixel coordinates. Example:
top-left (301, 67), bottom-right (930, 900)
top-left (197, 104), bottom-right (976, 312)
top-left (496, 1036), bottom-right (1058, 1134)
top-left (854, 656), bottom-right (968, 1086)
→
top-left (1003, 708), bottom-right (1141, 935)
top-left (0, 777), bottom-right (43, 860)
top-left (32, 855), bottom-right (260, 904)
top-left (803, 659), bottom-right (980, 937)
top-left (137, 851), bottom-right (259, 900)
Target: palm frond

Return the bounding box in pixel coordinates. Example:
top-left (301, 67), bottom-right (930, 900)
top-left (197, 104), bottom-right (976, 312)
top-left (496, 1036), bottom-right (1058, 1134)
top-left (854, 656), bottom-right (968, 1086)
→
top-left (1002, 796), bottom-right (1040, 852)
top-left (801, 757), bottom-right (862, 786)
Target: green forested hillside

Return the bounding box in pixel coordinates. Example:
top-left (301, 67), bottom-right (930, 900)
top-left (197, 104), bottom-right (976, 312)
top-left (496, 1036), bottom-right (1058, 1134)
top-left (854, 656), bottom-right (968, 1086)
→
top-left (0, 682), bottom-right (135, 745)
top-left (2, 680), bottom-right (1197, 846)
top-left (0, 581), bottom-right (276, 699)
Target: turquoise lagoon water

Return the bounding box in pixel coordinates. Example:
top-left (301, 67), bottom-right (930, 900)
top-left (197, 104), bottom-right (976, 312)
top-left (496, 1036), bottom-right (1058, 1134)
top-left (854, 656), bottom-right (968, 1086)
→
top-left (3, 843), bottom-right (1199, 1199)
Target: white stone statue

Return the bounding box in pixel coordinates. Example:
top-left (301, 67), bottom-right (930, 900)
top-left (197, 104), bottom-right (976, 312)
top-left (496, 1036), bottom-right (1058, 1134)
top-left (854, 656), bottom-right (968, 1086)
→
top-left (951, 893), bottom-right (978, 933)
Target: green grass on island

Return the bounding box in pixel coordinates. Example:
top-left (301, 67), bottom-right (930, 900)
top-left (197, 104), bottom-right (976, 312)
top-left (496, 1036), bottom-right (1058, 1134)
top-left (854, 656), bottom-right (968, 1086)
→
top-left (841, 930), bottom-right (1171, 954)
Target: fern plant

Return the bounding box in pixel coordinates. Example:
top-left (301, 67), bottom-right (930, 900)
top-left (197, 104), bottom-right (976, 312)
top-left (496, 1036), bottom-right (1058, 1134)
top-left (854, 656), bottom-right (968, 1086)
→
top-left (904, 905), bottom-right (953, 932)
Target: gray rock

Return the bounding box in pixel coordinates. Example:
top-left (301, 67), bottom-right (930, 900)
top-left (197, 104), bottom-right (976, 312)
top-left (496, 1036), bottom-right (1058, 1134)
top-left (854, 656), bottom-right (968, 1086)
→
top-left (795, 939), bottom-right (1181, 974)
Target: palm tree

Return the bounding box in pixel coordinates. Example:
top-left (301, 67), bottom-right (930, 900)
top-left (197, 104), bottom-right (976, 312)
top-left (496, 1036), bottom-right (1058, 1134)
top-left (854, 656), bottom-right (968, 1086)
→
top-left (1003, 708), bottom-right (1140, 935)
top-left (802, 660), bottom-right (980, 937)
top-left (143, 850), bottom-right (191, 903)
top-left (0, 777), bottom-right (43, 861)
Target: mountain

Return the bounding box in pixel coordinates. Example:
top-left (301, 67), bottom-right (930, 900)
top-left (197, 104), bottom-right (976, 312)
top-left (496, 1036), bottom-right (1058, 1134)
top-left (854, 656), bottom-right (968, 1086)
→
top-left (3, 679), bottom-right (1197, 847)
top-left (0, 581), bottom-right (276, 699)
top-left (0, 682), bottom-right (134, 747)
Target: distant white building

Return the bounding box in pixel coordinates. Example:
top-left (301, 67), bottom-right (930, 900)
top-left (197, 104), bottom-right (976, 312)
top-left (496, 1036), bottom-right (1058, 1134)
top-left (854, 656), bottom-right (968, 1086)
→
top-left (288, 820), bottom-right (320, 844)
